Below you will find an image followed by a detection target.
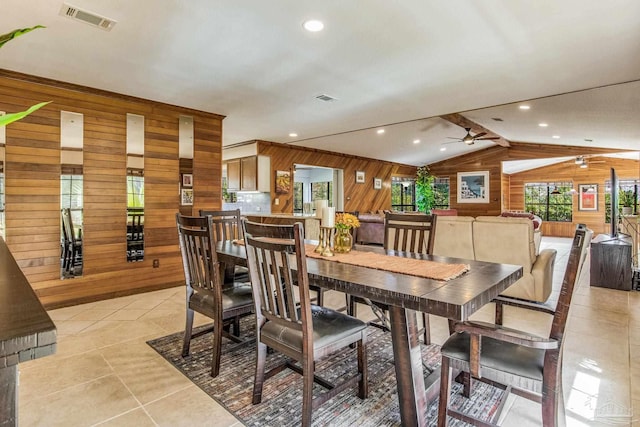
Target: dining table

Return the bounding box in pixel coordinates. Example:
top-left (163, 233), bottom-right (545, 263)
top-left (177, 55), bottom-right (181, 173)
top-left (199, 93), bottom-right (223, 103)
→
top-left (217, 240), bottom-right (523, 427)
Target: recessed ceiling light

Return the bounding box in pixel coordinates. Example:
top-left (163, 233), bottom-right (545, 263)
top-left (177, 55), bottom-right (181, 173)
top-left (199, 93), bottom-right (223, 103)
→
top-left (584, 138), bottom-right (593, 142)
top-left (538, 123), bottom-right (548, 127)
top-left (376, 129), bottom-right (385, 134)
top-left (519, 105), bottom-right (530, 110)
top-left (303, 19), bottom-right (324, 32)
top-left (413, 139), bottom-right (420, 144)
top-left (289, 133), bottom-right (298, 137)
top-left (440, 147), bottom-right (446, 152)
top-left (552, 135), bottom-right (560, 139)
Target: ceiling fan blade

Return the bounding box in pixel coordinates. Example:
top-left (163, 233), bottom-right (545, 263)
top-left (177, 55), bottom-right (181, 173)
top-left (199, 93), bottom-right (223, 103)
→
top-left (446, 137), bottom-right (462, 140)
top-left (475, 136), bottom-right (500, 140)
top-left (473, 132), bottom-right (487, 139)
top-left (442, 140), bottom-right (461, 145)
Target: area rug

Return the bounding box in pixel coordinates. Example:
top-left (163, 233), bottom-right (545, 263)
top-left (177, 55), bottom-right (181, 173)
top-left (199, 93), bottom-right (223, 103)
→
top-left (147, 319), bottom-right (505, 426)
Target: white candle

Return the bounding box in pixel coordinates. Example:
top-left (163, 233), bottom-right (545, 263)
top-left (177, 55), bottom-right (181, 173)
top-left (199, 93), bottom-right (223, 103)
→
top-left (315, 200), bottom-right (328, 218)
top-left (322, 207), bottom-right (335, 228)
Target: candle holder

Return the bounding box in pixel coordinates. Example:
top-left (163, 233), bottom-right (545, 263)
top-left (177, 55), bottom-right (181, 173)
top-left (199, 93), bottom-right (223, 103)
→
top-left (320, 226), bottom-right (335, 257)
top-left (314, 227), bottom-right (326, 253)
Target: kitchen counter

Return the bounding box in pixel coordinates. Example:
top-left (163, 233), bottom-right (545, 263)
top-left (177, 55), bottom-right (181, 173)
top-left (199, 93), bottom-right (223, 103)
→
top-left (245, 214), bottom-right (321, 239)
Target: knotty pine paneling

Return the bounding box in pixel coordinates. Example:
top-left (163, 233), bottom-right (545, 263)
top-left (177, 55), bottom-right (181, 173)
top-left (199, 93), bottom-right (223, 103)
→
top-left (509, 157), bottom-right (639, 237)
top-left (256, 141), bottom-right (416, 214)
top-left (429, 142), bottom-right (638, 229)
top-left (0, 70), bottom-right (224, 308)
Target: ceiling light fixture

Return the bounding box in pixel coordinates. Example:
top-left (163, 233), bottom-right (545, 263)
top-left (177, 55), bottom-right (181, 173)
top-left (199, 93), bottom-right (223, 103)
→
top-left (580, 162), bottom-right (588, 169)
top-left (376, 129), bottom-right (385, 134)
top-left (440, 147), bottom-right (446, 152)
top-left (575, 156), bottom-right (584, 164)
top-left (538, 123), bottom-right (548, 127)
top-left (552, 135), bottom-right (560, 139)
top-left (289, 132), bottom-right (298, 137)
top-left (303, 19), bottom-right (324, 32)
top-left (550, 187), bottom-right (561, 195)
top-left (519, 105), bottom-right (530, 110)
top-left (413, 139), bottom-right (420, 144)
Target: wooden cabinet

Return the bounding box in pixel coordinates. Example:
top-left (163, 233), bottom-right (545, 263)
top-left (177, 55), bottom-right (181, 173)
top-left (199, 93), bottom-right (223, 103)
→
top-left (241, 156), bottom-right (257, 191)
top-left (590, 233), bottom-right (633, 290)
top-left (225, 155), bottom-right (270, 192)
top-left (226, 159), bottom-right (241, 191)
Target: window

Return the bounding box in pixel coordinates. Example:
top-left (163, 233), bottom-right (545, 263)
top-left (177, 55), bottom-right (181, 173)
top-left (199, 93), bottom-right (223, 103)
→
top-left (433, 177), bottom-right (450, 209)
top-left (61, 173), bottom-right (84, 227)
top-left (311, 182), bottom-right (332, 205)
top-left (605, 179), bottom-right (639, 223)
top-left (293, 182), bottom-right (303, 213)
top-left (0, 166), bottom-right (4, 238)
top-left (524, 182), bottom-right (572, 222)
top-left (391, 179), bottom-right (415, 211)
top-left (127, 169), bottom-right (144, 208)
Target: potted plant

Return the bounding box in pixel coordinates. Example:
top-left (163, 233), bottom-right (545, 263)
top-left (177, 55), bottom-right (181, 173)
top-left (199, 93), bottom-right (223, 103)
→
top-left (415, 165), bottom-right (435, 213)
top-left (0, 26), bottom-right (50, 126)
top-left (620, 190), bottom-right (635, 215)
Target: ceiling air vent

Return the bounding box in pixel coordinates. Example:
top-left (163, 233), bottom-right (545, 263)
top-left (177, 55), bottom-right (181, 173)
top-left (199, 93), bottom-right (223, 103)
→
top-left (59, 3), bottom-right (117, 31)
top-left (315, 94), bottom-right (337, 102)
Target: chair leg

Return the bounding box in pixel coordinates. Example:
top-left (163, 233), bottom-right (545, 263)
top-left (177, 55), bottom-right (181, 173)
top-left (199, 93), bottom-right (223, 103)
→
top-left (461, 371), bottom-right (472, 398)
top-left (357, 332), bottom-right (368, 399)
top-left (301, 354), bottom-right (314, 427)
top-left (252, 342), bottom-right (267, 404)
top-left (541, 373), bottom-right (560, 427)
top-left (438, 356), bottom-right (452, 427)
top-left (315, 288), bottom-right (323, 306)
top-left (495, 300), bottom-right (504, 326)
top-left (182, 307), bottom-right (194, 357)
top-left (210, 316), bottom-right (223, 378)
top-left (422, 313), bottom-right (431, 345)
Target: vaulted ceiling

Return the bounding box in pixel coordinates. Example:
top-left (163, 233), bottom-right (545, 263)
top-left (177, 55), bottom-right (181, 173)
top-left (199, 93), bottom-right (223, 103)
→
top-left (2, 1), bottom-right (639, 167)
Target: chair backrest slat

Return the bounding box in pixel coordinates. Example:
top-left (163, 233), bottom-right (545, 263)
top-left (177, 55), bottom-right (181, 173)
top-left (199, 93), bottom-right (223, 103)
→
top-left (550, 224), bottom-right (592, 341)
top-left (243, 220), bottom-right (309, 332)
top-left (384, 212), bottom-right (437, 254)
top-left (176, 214), bottom-right (222, 304)
top-left (200, 209), bottom-right (242, 242)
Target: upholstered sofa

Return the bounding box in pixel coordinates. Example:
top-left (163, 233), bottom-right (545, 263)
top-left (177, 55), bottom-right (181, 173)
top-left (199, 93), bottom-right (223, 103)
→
top-left (356, 212), bottom-right (385, 245)
top-left (433, 216), bottom-right (557, 303)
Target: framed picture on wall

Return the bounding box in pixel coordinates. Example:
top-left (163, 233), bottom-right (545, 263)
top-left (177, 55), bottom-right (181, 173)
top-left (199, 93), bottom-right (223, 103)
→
top-left (457, 171), bottom-right (489, 203)
top-left (355, 170), bottom-right (365, 183)
top-left (275, 170), bottom-right (291, 194)
top-left (182, 173), bottom-right (193, 187)
top-left (181, 188), bottom-right (194, 206)
top-left (373, 178), bottom-right (382, 190)
top-left (579, 184), bottom-right (597, 211)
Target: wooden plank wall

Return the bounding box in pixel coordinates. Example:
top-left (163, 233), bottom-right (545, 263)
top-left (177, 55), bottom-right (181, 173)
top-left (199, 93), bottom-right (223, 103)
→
top-left (256, 141), bottom-right (416, 214)
top-left (0, 71), bottom-right (223, 308)
top-left (429, 141), bottom-right (637, 221)
top-left (508, 157), bottom-right (639, 237)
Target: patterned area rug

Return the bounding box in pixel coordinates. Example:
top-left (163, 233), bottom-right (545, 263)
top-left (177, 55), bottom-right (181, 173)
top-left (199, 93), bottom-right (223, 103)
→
top-left (147, 318), bottom-right (505, 426)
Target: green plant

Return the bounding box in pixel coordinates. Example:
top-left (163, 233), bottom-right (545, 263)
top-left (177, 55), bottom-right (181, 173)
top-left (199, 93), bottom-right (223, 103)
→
top-left (415, 165), bottom-right (435, 213)
top-left (0, 26), bottom-right (50, 127)
top-left (620, 190), bottom-right (635, 208)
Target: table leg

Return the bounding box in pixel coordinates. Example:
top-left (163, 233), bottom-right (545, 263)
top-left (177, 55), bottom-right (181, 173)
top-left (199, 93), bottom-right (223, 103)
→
top-left (0, 365), bottom-right (17, 426)
top-left (389, 307), bottom-right (427, 427)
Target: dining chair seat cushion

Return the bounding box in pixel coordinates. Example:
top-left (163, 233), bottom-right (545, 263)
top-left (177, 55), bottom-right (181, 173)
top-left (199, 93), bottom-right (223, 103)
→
top-left (441, 331), bottom-right (545, 382)
top-left (189, 284), bottom-right (254, 315)
top-left (261, 305), bottom-right (367, 354)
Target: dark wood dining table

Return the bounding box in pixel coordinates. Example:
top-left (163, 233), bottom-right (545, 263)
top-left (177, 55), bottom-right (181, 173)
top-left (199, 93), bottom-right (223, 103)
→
top-left (217, 241), bottom-right (523, 427)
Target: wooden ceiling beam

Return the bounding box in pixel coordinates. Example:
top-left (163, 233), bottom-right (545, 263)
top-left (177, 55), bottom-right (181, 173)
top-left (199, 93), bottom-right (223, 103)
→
top-left (439, 113), bottom-right (511, 147)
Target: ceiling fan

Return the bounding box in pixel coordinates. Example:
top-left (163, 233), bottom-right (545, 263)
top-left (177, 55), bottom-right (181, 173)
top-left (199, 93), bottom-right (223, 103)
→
top-left (445, 128), bottom-right (500, 145)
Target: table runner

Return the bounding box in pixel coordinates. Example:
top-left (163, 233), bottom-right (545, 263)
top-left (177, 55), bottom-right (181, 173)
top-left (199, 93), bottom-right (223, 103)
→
top-left (233, 240), bottom-right (469, 281)
top-left (304, 244), bottom-right (469, 281)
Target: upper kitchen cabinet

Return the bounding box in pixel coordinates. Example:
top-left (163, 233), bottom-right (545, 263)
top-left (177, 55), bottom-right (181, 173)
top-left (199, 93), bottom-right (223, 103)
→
top-left (225, 155), bottom-right (270, 192)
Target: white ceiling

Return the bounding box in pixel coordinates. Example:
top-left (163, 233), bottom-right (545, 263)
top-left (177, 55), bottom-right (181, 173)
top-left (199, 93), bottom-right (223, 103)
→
top-left (2, 1), bottom-right (639, 167)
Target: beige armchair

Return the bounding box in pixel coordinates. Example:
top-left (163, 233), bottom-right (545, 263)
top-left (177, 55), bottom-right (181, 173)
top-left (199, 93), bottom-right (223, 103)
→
top-left (473, 216), bottom-right (556, 302)
top-left (433, 215), bottom-right (557, 304)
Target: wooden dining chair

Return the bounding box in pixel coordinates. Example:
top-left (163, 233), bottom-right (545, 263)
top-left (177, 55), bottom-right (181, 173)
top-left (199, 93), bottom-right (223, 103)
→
top-left (126, 209), bottom-right (144, 262)
top-left (199, 209), bottom-right (249, 283)
top-left (348, 212), bottom-right (438, 344)
top-left (242, 219), bottom-right (368, 427)
top-left (176, 213), bottom-right (254, 378)
top-left (61, 208), bottom-right (82, 275)
top-left (437, 224), bottom-right (592, 427)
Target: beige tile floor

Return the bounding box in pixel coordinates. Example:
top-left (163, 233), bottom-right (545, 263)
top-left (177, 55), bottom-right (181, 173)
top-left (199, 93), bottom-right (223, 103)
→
top-left (18, 237), bottom-right (639, 426)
